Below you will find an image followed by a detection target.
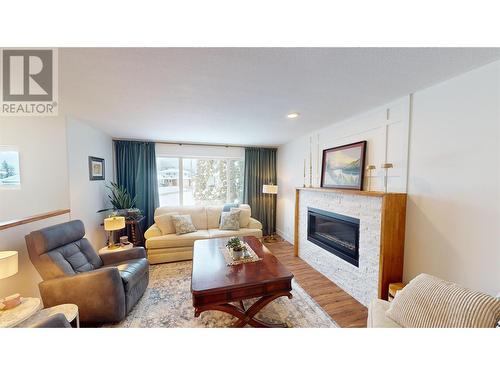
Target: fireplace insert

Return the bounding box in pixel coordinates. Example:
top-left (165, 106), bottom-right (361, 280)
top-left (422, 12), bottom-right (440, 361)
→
top-left (307, 207), bottom-right (360, 267)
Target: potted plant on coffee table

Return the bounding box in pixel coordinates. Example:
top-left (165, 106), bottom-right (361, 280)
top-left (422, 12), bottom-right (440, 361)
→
top-left (226, 237), bottom-right (246, 260)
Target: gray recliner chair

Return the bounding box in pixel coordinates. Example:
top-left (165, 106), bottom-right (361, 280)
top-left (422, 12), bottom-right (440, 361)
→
top-left (25, 220), bottom-right (149, 324)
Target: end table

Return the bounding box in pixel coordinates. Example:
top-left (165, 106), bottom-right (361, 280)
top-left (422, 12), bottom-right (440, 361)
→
top-left (388, 282), bottom-right (406, 301)
top-left (98, 242), bottom-right (134, 256)
top-left (0, 297), bottom-right (42, 328)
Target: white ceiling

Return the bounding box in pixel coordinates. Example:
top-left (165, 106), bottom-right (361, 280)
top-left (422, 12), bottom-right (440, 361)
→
top-left (60, 48), bottom-right (500, 146)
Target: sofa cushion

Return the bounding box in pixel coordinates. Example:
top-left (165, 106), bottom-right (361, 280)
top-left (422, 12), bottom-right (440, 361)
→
top-left (206, 206), bottom-right (222, 229)
top-left (155, 206), bottom-right (207, 230)
top-left (237, 204), bottom-right (251, 227)
top-left (171, 214), bottom-right (197, 235)
top-left (367, 299), bottom-right (401, 328)
top-left (208, 228), bottom-right (262, 239)
top-left (155, 212), bottom-right (178, 235)
top-left (146, 230), bottom-right (210, 249)
top-left (386, 273), bottom-right (500, 328)
top-left (220, 210), bottom-right (240, 230)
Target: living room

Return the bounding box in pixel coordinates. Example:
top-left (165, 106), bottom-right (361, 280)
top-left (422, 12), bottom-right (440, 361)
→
top-left (1, 1), bottom-right (499, 373)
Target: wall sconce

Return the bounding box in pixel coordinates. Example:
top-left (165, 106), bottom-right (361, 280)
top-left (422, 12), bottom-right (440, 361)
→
top-left (365, 165), bottom-right (376, 191)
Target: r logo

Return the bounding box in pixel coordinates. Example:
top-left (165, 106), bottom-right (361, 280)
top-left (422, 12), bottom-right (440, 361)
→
top-left (2, 49), bottom-right (53, 102)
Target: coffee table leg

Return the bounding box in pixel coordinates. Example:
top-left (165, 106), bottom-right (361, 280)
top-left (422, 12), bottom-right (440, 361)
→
top-left (194, 292), bottom-right (293, 328)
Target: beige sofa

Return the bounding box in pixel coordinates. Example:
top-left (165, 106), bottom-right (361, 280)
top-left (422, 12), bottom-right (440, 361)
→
top-left (367, 299), bottom-right (401, 328)
top-left (144, 204), bottom-right (263, 264)
top-left (367, 273), bottom-right (500, 328)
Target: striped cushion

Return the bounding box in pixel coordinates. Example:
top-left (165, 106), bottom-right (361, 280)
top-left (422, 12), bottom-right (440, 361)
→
top-left (386, 274), bottom-right (500, 328)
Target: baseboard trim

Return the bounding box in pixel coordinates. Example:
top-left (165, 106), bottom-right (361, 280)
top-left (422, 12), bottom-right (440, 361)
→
top-left (276, 228), bottom-right (293, 244)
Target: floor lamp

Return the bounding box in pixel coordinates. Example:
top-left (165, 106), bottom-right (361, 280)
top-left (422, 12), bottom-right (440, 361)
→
top-left (262, 184), bottom-right (278, 243)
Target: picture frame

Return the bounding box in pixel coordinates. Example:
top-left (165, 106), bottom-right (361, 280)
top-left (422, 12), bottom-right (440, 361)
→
top-left (321, 141), bottom-right (367, 190)
top-left (89, 156), bottom-right (105, 181)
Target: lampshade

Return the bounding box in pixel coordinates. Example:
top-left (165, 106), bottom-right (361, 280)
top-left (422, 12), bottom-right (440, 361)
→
top-left (262, 184), bottom-right (278, 194)
top-left (104, 216), bottom-right (126, 231)
top-left (0, 251), bottom-right (18, 280)
top-left (381, 163), bottom-right (393, 169)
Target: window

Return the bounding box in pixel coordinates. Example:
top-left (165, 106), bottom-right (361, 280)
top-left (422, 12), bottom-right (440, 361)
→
top-left (0, 146), bottom-right (21, 189)
top-left (157, 157), bottom-right (244, 206)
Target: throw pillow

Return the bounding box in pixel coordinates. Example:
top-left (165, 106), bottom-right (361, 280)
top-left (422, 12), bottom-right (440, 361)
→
top-left (154, 212), bottom-right (178, 235)
top-left (222, 203), bottom-right (239, 212)
top-left (219, 209), bottom-right (240, 230)
top-left (386, 273), bottom-right (500, 328)
top-left (171, 214), bottom-right (197, 235)
top-left (233, 207), bottom-right (250, 228)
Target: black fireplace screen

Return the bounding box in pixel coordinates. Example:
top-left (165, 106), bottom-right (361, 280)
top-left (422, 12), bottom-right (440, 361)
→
top-left (307, 207), bottom-right (360, 267)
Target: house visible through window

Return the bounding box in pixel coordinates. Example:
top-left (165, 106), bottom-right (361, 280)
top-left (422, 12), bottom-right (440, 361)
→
top-left (157, 157), bottom-right (244, 206)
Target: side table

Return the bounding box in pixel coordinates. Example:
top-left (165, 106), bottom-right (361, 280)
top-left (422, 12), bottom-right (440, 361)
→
top-left (0, 297), bottom-right (42, 328)
top-left (388, 282), bottom-right (406, 301)
top-left (18, 303), bottom-right (79, 328)
top-left (99, 242), bottom-right (133, 256)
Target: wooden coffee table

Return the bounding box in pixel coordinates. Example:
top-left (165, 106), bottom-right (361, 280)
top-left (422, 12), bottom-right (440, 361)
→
top-left (191, 236), bottom-right (294, 327)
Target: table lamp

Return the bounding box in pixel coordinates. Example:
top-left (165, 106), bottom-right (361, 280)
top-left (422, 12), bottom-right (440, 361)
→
top-left (262, 184), bottom-right (278, 242)
top-left (104, 216), bottom-right (126, 249)
top-left (0, 251), bottom-right (19, 310)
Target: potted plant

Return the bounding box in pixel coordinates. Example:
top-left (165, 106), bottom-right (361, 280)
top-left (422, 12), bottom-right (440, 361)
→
top-left (97, 182), bottom-right (143, 220)
top-left (226, 237), bottom-right (245, 260)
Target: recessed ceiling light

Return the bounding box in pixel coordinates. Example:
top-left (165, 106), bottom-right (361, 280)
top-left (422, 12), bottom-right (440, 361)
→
top-left (287, 112), bottom-right (300, 119)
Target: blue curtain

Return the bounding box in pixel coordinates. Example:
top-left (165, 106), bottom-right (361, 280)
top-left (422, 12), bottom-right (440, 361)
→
top-left (114, 140), bottom-right (159, 229)
top-left (243, 148), bottom-right (277, 236)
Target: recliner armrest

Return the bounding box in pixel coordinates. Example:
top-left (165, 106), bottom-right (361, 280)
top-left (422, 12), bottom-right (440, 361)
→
top-left (100, 247), bottom-right (147, 265)
top-left (247, 218), bottom-right (263, 230)
top-left (39, 267), bottom-right (126, 323)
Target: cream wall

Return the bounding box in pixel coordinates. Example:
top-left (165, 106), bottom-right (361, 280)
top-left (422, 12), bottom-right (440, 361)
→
top-left (276, 96), bottom-right (410, 242)
top-left (0, 115), bottom-right (114, 298)
top-left (277, 60), bottom-right (500, 295)
top-left (67, 117), bottom-right (113, 250)
top-left (404, 61), bottom-right (500, 296)
top-left (0, 116), bottom-right (69, 221)
top-left (0, 116), bottom-right (70, 297)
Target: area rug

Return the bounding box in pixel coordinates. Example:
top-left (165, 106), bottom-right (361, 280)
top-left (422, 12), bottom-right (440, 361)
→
top-left (105, 261), bottom-right (338, 328)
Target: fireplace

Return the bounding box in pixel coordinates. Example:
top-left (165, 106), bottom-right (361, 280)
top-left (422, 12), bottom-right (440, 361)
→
top-left (307, 207), bottom-right (360, 267)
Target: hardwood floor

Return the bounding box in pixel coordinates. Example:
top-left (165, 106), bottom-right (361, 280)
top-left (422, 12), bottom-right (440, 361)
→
top-left (265, 238), bottom-right (368, 328)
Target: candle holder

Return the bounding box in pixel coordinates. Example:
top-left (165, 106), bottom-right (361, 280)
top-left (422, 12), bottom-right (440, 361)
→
top-left (365, 165), bottom-right (376, 191)
top-left (381, 163), bottom-right (393, 193)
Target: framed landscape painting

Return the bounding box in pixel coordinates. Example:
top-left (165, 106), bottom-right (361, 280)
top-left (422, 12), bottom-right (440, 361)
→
top-left (321, 141), bottom-right (367, 190)
top-left (89, 156), bottom-right (105, 180)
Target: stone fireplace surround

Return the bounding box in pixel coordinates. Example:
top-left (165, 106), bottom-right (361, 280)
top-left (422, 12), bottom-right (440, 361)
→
top-left (295, 188), bottom-right (407, 307)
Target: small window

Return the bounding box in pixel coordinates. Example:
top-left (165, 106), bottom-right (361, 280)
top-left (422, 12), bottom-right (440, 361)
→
top-left (0, 146), bottom-right (21, 189)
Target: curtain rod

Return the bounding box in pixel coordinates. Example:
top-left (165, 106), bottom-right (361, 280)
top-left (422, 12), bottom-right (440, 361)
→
top-left (112, 138), bottom-right (278, 149)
